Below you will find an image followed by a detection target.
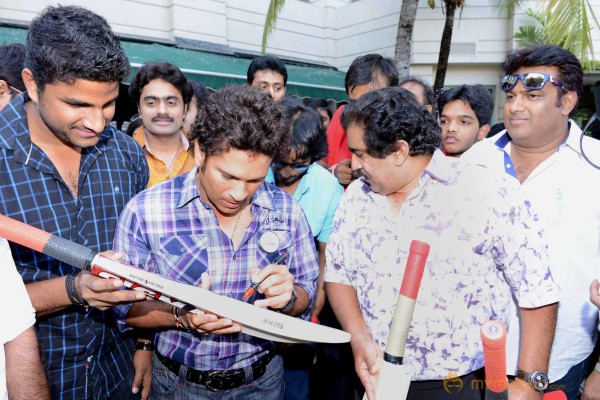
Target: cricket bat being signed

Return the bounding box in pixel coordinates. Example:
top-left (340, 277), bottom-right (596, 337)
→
top-left (0, 214), bottom-right (350, 344)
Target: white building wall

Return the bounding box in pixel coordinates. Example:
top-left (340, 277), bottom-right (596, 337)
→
top-left (1, 0), bottom-right (599, 119)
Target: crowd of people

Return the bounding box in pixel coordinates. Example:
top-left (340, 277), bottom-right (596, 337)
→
top-left (1, 4), bottom-right (600, 400)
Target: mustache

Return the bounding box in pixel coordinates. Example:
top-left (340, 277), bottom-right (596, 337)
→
top-left (152, 114), bottom-right (174, 122)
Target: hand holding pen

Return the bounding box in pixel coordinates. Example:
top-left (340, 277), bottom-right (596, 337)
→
top-left (242, 253), bottom-right (289, 305)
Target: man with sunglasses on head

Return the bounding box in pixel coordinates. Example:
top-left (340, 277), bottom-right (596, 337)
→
top-left (463, 45), bottom-right (600, 400)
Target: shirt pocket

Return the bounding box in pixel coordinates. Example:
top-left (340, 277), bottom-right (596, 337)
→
top-left (158, 234), bottom-right (209, 284)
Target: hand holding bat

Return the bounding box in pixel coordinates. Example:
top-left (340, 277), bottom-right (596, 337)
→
top-left (73, 251), bottom-right (146, 310)
top-left (0, 213), bottom-right (350, 344)
top-left (364, 240), bottom-right (430, 400)
top-left (178, 272), bottom-right (243, 335)
top-left (480, 320), bottom-right (566, 400)
top-left (352, 332), bottom-right (384, 400)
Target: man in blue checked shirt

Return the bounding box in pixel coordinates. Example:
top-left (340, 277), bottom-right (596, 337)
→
top-left (0, 6), bottom-right (150, 400)
top-left (112, 85), bottom-right (319, 400)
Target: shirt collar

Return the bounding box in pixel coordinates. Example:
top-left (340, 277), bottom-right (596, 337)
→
top-left (177, 167), bottom-right (276, 212)
top-left (422, 150), bottom-right (452, 184)
top-left (494, 121), bottom-right (579, 153)
top-left (136, 126), bottom-right (189, 153)
top-left (294, 163), bottom-right (313, 199)
top-left (359, 149), bottom-right (450, 195)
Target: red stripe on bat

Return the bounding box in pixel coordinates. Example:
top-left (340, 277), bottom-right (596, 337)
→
top-left (0, 214), bottom-right (52, 253)
top-left (544, 391), bottom-right (566, 400)
top-left (399, 240), bottom-right (430, 300)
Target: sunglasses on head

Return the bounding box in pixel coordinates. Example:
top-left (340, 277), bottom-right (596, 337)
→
top-left (500, 72), bottom-right (564, 92)
top-left (271, 160), bottom-right (311, 172)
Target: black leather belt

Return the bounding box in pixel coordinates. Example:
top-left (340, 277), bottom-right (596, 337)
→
top-left (156, 351), bottom-right (276, 391)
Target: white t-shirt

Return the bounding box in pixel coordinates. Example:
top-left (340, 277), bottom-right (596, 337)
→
top-left (0, 238), bottom-right (36, 400)
top-left (463, 122), bottom-right (600, 382)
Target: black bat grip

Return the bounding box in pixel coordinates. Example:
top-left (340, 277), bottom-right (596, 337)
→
top-left (44, 235), bottom-right (98, 271)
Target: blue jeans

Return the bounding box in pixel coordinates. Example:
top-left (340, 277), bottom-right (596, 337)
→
top-left (547, 356), bottom-right (590, 400)
top-left (151, 354), bottom-right (284, 400)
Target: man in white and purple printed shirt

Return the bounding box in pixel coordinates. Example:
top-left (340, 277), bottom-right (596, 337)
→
top-left (324, 87), bottom-right (559, 400)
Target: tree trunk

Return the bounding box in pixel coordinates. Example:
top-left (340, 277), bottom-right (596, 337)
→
top-left (433, 1), bottom-right (458, 98)
top-left (395, 0), bottom-right (420, 81)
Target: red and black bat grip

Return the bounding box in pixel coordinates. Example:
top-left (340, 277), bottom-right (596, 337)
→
top-left (0, 214), bottom-right (97, 271)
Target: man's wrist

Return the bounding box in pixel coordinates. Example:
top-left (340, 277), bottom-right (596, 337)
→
top-left (274, 287), bottom-right (297, 313)
top-left (516, 369), bottom-right (549, 392)
top-left (135, 341), bottom-right (155, 352)
top-left (65, 271), bottom-right (89, 311)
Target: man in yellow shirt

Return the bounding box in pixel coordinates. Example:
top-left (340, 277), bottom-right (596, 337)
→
top-left (130, 62), bottom-right (196, 187)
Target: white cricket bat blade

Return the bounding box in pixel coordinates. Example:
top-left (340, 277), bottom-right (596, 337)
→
top-left (94, 255), bottom-right (350, 344)
top-left (362, 361), bottom-right (411, 400)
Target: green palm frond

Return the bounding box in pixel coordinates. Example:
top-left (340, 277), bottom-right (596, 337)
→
top-left (489, 0), bottom-right (526, 17)
top-left (261, 0), bottom-right (286, 55)
top-left (515, 25), bottom-right (547, 48)
top-left (541, 0), bottom-right (600, 70)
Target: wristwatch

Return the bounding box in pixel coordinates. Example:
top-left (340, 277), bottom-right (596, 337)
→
top-left (135, 341), bottom-right (155, 352)
top-left (275, 288), bottom-right (297, 313)
top-left (517, 369), bottom-right (549, 392)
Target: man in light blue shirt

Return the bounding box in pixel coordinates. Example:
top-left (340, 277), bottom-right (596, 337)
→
top-left (267, 97), bottom-right (344, 400)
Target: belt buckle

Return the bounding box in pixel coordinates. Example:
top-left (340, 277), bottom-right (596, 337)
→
top-left (205, 370), bottom-right (234, 391)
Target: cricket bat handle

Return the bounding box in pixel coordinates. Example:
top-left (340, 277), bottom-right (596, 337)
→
top-left (368, 240), bottom-right (429, 400)
top-left (384, 240), bottom-right (430, 361)
top-left (481, 320), bottom-right (508, 400)
top-left (0, 214), bottom-right (96, 270)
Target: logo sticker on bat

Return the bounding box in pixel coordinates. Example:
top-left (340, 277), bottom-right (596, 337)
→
top-left (261, 318), bottom-right (284, 330)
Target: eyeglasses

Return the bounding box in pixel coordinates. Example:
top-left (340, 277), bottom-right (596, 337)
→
top-left (500, 72), bottom-right (564, 92)
top-left (271, 161), bottom-right (311, 172)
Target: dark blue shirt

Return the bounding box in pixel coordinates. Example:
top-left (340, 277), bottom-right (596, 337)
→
top-left (0, 94), bottom-right (149, 399)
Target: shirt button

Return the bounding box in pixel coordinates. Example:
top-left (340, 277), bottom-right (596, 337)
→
top-left (506, 163), bottom-right (512, 168)
top-left (180, 247), bottom-right (185, 252)
top-left (218, 361), bottom-right (224, 367)
top-left (380, 309), bottom-right (385, 314)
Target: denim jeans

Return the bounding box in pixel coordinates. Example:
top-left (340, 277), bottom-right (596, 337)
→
top-left (547, 356), bottom-right (590, 400)
top-left (150, 353), bottom-right (284, 400)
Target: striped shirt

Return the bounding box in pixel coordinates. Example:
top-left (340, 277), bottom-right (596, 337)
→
top-left (0, 94), bottom-right (149, 400)
top-left (112, 168), bottom-right (319, 370)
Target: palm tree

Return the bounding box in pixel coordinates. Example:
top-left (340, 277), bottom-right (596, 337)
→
top-left (395, 0), bottom-right (420, 80)
top-left (430, 0), bottom-right (465, 97)
top-left (262, 0), bottom-right (286, 54)
top-left (512, 0), bottom-right (600, 70)
top-left (261, 0), bottom-right (422, 81)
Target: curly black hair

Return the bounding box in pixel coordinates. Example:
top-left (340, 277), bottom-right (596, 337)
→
top-left (280, 97), bottom-right (328, 162)
top-left (341, 87), bottom-right (441, 158)
top-left (190, 85), bottom-right (290, 160)
top-left (26, 6), bottom-right (130, 91)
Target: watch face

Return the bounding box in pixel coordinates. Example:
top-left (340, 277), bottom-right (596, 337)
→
top-left (530, 371), bottom-right (549, 391)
